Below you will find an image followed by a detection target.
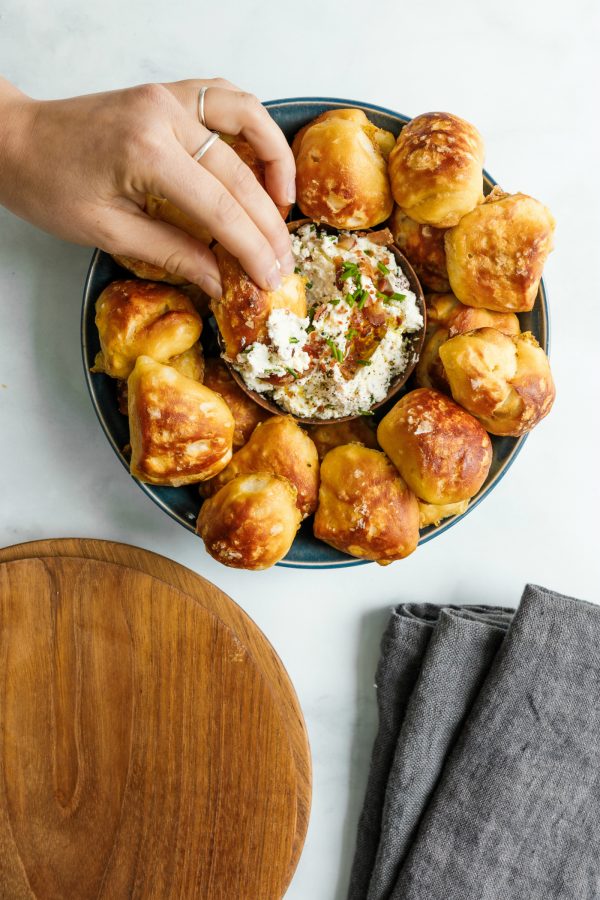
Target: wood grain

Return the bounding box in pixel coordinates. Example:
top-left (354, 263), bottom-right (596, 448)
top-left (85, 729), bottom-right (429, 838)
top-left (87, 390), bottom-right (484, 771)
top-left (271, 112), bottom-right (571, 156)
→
top-left (0, 537), bottom-right (312, 884)
top-left (0, 555), bottom-right (300, 899)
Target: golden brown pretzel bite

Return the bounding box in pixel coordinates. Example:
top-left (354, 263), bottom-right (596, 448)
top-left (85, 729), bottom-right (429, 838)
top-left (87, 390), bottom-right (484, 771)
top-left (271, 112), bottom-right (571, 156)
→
top-left (439, 327), bottom-right (555, 436)
top-left (197, 472), bottom-right (301, 570)
top-left (388, 112), bottom-right (484, 227)
top-left (128, 355), bottom-right (234, 486)
top-left (377, 387), bottom-right (493, 504)
top-left (94, 280), bottom-right (202, 380)
top-left (202, 415), bottom-right (319, 519)
top-left (444, 188), bottom-right (555, 312)
top-left (314, 444), bottom-right (419, 565)
top-left (212, 244), bottom-right (306, 357)
top-left (292, 108), bottom-right (395, 229)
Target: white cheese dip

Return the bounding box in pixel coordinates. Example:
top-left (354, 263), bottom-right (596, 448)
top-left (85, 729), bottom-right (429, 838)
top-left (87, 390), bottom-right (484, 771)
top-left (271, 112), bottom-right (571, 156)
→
top-left (233, 224), bottom-right (423, 419)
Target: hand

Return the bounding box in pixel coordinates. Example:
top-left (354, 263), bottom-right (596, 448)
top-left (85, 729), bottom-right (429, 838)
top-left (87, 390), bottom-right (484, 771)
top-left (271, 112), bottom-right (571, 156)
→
top-left (0, 77), bottom-right (296, 297)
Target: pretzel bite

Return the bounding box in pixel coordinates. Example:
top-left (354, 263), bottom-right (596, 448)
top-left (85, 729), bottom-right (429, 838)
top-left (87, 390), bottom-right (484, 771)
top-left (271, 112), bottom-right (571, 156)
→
top-left (93, 280), bottom-right (203, 380)
top-left (415, 327), bottom-right (452, 393)
top-left (292, 108), bottom-right (395, 229)
top-left (307, 418), bottom-right (379, 462)
top-left (314, 444), bottom-right (419, 565)
top-left (128, 356), bottom-right (234, 486)
top-left (446, 305), bottom-right (520, 338)
top-left (418, 499), bottom-right (469, 529)
top-left (202, 357), bottom-right (269, 449)
top-left (416, 292), bottom-right (521, 391)
top-left (212, 244), bottom-right (306, 357)
top-left (439, 328), bottom-right (555, 436)
top-left (377, 388), bottom-right (493, 504)
top-left (389, 112), bottom-right (485, 227)
top-left (444, 188), bottom-right (555, 312)
top-left (197, 473), bottom-right (301, 570)
top-left (202, 415), bottom-right (319, 518)
top-left (116, 341), bottom-right (205, 415)
top-left (390, 207), bottom-right (450, 292)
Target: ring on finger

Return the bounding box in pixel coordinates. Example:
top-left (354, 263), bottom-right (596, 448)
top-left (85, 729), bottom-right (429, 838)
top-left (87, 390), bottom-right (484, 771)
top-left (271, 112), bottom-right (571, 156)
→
top-left (197, 86), bottom-right (209, 127)
top-left (192, 131), bottom-right (220, 161)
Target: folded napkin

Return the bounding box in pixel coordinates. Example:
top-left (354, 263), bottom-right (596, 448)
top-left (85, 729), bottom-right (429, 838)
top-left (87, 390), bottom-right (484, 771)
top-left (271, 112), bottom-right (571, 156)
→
top-left (348, 585), bottom-right (600, 900)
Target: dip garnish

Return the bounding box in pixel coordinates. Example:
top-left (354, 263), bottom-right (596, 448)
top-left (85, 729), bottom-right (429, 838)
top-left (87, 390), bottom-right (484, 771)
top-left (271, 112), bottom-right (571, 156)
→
top-left (231, 224), bottom-right (423, 419)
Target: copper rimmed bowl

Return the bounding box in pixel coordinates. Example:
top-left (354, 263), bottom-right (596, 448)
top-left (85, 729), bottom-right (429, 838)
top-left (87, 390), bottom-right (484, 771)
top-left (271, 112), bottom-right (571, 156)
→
top-left (221, 221), bottom-right (427, 426)
top-left (81, 96), bottom-right (550, 569)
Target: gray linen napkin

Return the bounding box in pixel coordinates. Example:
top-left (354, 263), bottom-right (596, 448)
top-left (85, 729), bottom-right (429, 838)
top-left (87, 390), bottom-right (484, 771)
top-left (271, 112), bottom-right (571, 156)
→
top-left (349, 585), bottom-right (600, 900)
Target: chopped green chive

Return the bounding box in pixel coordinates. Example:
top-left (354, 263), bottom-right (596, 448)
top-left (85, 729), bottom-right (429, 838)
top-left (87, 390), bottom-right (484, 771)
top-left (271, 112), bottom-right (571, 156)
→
top-left (294, 265), bottom-right (301, 274)
top-left (289, 337), bottom-right (299, 344)
top-left (358, 409), bottom-right (374, 415)
top-left (340, 261), bottom-right (361, 282)
top-left (364, 249), bottom-right (373, 257)
top-left (346, 293), bottom-right (355, 307)
top-left (356, 289), bottom-right (369, 309)
top-left (346, 329), bottom-right (358, 340)
top-left (330, 296), bottom-right (341, 306)
top-left (356, 359), bottom-right (372, 366)
top-left (326, 339), bottom-right (344, 363)
top-left (377, 261), bottom-right (390, 275)
top-left (306, 324), bottom-right (315, 334)
top-left (285, 367), bottom-right (299, 379)
top-left (390, 292), bottom-right (406, 302)
top-left (306, 281), bottom-right (313, 290)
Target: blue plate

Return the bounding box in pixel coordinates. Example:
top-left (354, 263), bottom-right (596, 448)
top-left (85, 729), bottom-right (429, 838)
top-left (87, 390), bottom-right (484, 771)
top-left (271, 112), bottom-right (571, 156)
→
top-left (81, 97), bottom-right (550, 569)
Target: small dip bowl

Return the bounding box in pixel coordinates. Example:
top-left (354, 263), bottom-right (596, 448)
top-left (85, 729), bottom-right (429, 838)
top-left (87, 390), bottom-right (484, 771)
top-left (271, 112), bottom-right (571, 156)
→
top-left (221, 222), bottom-right (427, 425)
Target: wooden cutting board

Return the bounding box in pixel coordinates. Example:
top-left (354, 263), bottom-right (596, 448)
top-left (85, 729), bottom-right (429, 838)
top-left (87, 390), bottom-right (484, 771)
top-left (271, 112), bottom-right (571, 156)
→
top-left (0, 550), bottom-right (308, 899)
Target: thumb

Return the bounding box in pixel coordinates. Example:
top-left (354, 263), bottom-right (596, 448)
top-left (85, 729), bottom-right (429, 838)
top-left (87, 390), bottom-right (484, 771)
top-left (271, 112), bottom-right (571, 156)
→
top-left (103, 210), bottom-right (222, 299)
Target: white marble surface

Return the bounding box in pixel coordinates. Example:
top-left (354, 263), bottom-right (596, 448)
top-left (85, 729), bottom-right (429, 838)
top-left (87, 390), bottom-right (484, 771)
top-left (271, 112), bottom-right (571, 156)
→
top-left (1, 1), bottom-right (599, 896)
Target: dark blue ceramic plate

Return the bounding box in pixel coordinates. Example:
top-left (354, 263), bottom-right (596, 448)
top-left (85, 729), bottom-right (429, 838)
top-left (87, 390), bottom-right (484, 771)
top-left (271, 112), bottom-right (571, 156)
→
top-left (81, 97), bottom-right (550, 569)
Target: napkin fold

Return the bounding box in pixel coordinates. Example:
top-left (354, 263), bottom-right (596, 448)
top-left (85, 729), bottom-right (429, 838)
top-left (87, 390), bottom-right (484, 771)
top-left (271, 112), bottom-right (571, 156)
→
top-left (348, 585), bottom-right (600, 900)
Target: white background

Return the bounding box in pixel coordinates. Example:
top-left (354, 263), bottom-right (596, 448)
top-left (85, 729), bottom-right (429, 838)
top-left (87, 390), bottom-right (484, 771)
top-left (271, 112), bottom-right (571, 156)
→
top-left (1, 2), bottom-right (599, 896)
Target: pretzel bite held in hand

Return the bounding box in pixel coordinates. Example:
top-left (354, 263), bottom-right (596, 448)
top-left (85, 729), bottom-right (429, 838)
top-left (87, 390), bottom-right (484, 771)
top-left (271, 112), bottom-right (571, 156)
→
top-left (314, 444), bottom-right (419, 565)
top-left (93, 280), bottom-right (203, 380)
top-left (389, 112), bottom-right (485, 227)
top-left (307, 418), bottom-right (379, 462)
top-left (197, 473), bottom-right (301, 570)
top-left (439, 328), bottom-right (555, 436)
top-left (445, 188), bottom-right (555, 312)
top-left (202, 415), bottom-right (319, 518)
top-left (377, 388), bottom-right (493, 504)
top-left (390, 207), bottom-right (450, 292)
top-left (202, 357), bottom-right (269, 449)
top-left (292, 108), bottom-right (395, 229)
top-left (212, 244), bottom-right (306, 357)
top-left (128, 356), bottom-right (234, 486)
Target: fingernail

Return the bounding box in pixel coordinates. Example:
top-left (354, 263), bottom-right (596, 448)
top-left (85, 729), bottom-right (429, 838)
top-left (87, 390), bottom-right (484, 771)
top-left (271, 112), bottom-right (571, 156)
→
top-left (278, 252), bottom-right (295, 276)
top-left (199, 274), bottom-right (222, 300)
top-left (287, 179), bottom-right (296, 205)
top-left (266, 263), bottom-right (282, 291)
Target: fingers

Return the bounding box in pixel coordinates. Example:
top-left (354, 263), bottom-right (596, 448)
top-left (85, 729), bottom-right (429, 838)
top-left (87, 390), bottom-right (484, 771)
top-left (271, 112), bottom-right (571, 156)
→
top-left (151, 144), bottom-right (289, 292)
top-left (103, 207), bottom-right (222, 298)
top-left (172, 118), bottom-right (294, 273)
top-left (165, 80), bottom-right (296, 210)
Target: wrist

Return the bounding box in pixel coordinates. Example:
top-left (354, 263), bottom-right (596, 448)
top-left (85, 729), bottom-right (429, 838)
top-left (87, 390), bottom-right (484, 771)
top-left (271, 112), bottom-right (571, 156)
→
top-left (0, 82), bottom-right (39, 210)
